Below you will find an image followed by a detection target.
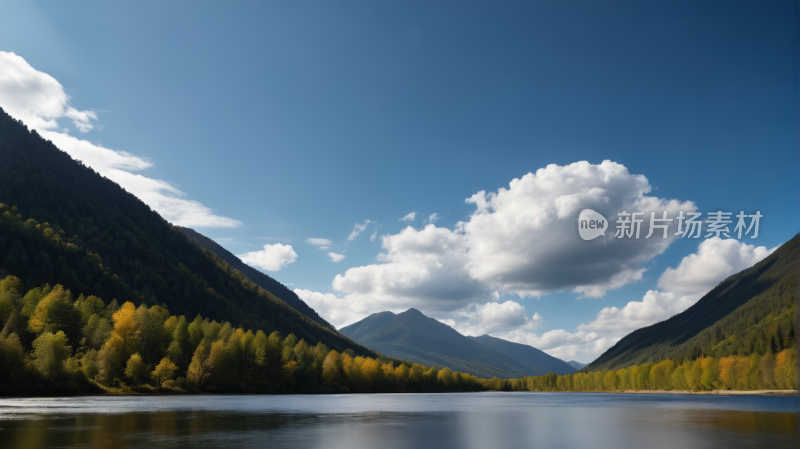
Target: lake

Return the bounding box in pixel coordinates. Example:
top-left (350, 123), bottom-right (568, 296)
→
top-left (0, 392), bottom-right (797, 448)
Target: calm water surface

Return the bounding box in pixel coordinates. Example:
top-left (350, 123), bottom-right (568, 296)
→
top-left (0, 392), bottom-right (797, 448)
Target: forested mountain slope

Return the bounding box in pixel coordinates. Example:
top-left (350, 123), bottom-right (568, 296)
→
top-left (177, 227), bottom-right (333, 330)
top-left (341, 308), bottom-right (557, 378)
top-left (468, 334), bottom-right (576, 375)
top-left (585, 233), bottom-right (797, 372)
top-left (0, 108), bottom-right (375, 357)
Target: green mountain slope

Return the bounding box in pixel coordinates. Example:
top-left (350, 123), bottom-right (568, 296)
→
top-left (341, 308), bottom-right (557, 378)
top-left (468, 334), bottom-right (576, 375)
top-left (585, 233), bottom-right (797, 372)
top-left (177, 226), bottom-right (333, 330)
top-left (0, 108), bottom-right (376, 357)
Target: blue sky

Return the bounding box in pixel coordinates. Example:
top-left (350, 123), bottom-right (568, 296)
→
top-left (1, 0), bottom-right (797, 362)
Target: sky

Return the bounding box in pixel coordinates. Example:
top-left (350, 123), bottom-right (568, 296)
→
top-left (0, 0), bottom-right (797, 363)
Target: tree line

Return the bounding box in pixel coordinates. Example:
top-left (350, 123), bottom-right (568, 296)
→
top-left (0, 276), bottom-right (484, 394)
top-left (481, 351), bottom-right (796, 392)
top-left (1, 274), bottom-right (796, 395)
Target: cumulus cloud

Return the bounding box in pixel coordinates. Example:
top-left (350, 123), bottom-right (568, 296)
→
top-left (400, 212), bottom-right (417, 222)
top-left (460, 161), bottom-right (695, 298)
top-left (326, 161), bottom-right (694, 321)
top-left (329, 252), bottom-right (346, 263)
top-left (333, 224), bottom-right (489, 314)
top-left (238, 243), bottom-right (298, 271)
top-left (348, 219), bottom-right (374, 241)
top-left (440, 301), bottom-right (543, 336)
top-left (426, 213), bottom-right (440, 224)
top-left (658, 238), bottom-right (776, 294)
top-left (495, 328), bottom-right (622, 361)
top-left (0, 51), bottom-right (239, 228)
top-left (295, 289), bottom-right (366, 329)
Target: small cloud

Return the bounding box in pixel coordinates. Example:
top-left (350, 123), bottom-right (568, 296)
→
top-left (400, 212), bottom-right (417, 222)
top-left (238, 243), bottom-right (298, 271)
top-left (426, 213), bottom-right (440, 224)
top-left (329, 252), bottom-right (346, 263)
top-left (307, 238), bottom-right (333, 246)
top-left (370, 231), bottom-right (377, 242)
top-left (319, 246), bottom-right (329, 250)
top-left (214, 237), bottom-right (234, 242)
top-left (348, 219), bottom-right (374, 241)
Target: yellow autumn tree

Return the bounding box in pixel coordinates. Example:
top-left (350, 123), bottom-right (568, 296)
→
top-left (112, 302), bottom-right (138, 351)
top-left (124, 353), bottom-right (146, 385)
top-left (152, 357), bottom-right (179, 387)
top-left (321, 350), bottom-right (343, 385)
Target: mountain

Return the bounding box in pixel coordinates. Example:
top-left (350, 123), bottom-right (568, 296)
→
top-left (0, 108), bottom-right (376, 357)
top-left (176, 227), bottom-right (333, 330)
top-left (585, 233), bottom-right (798, 372)
top-left (468, 334), bottom-right (576, 375)
top-left (565, 360), bottom-right (587, 370)
top-left (340, 308), bottom-right (572, 378)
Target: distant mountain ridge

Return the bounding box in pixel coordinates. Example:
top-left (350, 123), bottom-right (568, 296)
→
top-left (177, 227), bottom-right (333, 330)
top-left (565, 360), bottom-right (587, 370)
top-left (340, 308), bottom-right (576, 378)
top-left (468, 334), bottom-right (577, 375)
top-left (585, 233), bottom-right (798, 372)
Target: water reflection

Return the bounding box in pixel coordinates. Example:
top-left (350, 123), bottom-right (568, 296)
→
top-left (0, 394), bottom-right (797, 449)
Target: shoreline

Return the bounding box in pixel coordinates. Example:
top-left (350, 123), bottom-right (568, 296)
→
top-left (2, 389), bottom-right (798, 399)
top-left (616, 389), bottom-right (799, 396)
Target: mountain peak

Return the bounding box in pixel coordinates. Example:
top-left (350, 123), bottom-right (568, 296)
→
top-left (401, 308), bottom-right (425, 316)
top-left (341, 308), bottom-right (577, 378)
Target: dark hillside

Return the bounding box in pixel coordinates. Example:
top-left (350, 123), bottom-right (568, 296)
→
top-left (0, 108), bottom-right (375, 356)
top-left (177, 227), bottom-right (333, 330)
top-left (586, 234), bottom-right (797, 371)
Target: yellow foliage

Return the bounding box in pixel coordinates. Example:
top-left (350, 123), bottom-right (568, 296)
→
top-left (112, 302), bottom-right (137, 345)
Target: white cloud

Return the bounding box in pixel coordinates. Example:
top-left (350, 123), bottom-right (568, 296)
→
top-left (440, 301), bottom-right (543, 336)
top-left (348, 219), bottom-right (374, 241)
top-left (238, 243), bottom-right (298, 271)
top-left (496, 328), bottom-right (623, 362)
top-left (333, 224), bottom-right (488, 314)
top-left (578, 290), bottom-right (700, 334)
top-left (658, 237), bottom-right (776, 294)
top-left (307, 238), bottom-right (333, 247)
top-left (460, 161), bottom-right (695, 298)
top-left (0, 51), bottom-right (96, 133)
top-left (329, 252), bottom-right (346, 263)
top-left (370, 231), bottom-right (377, 242)
top-left (426, 213), bottom-right (440, 224)
top-left (294, 289), bottom-right (367, 329)
top-left (400, 212), bottom-right (417, 222)
top-left (0, 51), bottom-right (239, 228)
